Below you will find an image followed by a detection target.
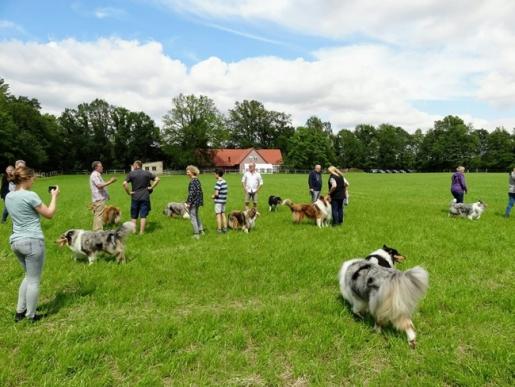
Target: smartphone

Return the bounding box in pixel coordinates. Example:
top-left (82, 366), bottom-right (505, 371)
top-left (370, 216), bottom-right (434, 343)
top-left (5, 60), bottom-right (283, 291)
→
top-left (48, 185), bottom-right (57, 193)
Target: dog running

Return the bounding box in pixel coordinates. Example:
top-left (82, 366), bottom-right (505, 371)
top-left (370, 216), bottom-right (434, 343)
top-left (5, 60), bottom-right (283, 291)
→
top-left (448, 199), bottom-right (486, 220)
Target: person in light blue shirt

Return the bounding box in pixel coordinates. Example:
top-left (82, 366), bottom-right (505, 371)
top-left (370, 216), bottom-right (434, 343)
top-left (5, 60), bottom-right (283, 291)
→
top-left (5, 167), bottom-right (59, 322)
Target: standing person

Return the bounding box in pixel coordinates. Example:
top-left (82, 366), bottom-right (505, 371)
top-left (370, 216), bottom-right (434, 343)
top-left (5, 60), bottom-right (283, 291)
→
top-left (328, 166), bottom-right (347, 226)
top-left (343, 176), bottom-right (350, 206)
top-left (212, 168), bottom-right (228, 233)
top-left (504, 166), bottom-right (515, 218)
top-left (123, 160), bottom-right (160, 235)
top-left (89, 161), bottom-right (117, 231)
top-left (241, 163), bottom-right (263, 209)
top-left (308, 164), bottom-right (322, 202)
top-left (450, 166), bottom-right (468, 203)
top-left (185, 165), bottom-right (204, 239)
top-left (1, 165), bottom-right (15, 223)
top-left (5, 166), bottom-right (59, 322)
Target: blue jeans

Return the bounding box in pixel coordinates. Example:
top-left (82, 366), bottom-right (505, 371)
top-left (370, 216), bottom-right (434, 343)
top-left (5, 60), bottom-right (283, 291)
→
top-left (505, 193), bottom-right (515, 217)
top-left (310, 190), bottom-right (320, 203)
top-left (331, 199), bottom-right (344, 225)
top-left (451, 191), bottom-right (464, 203)
top-left (11, 239), bottom-right (45, 318)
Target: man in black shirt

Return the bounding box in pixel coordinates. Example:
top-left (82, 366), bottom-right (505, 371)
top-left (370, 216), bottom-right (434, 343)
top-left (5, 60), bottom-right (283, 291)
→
top-left (123, 160), bottom-right (160, 235)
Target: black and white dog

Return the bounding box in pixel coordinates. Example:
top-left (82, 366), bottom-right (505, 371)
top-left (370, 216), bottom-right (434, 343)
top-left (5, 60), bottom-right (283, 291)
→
top-left (57, 221), bottom-right (136, 264)
top-left (163, 202), bottom-right (190, 219)
top-left (338, 246), bottom-right (428, 348)
top-left (449, 199), bottom-right (486, 220)
top-left (268, 195), bottom-right (282, 212)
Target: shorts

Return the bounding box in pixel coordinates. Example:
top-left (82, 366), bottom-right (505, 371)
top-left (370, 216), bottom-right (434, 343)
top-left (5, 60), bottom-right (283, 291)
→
top-left (245, 191), bottom-right (258, 203)
top-left (214, 203), bottom-right (226, 214)
top-left (131, 199), bottom-right (151, 219)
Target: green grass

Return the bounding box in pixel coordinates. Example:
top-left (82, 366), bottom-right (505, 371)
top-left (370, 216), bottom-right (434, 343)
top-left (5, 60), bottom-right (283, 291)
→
top-left (0, 172), bottom-right (513, 385)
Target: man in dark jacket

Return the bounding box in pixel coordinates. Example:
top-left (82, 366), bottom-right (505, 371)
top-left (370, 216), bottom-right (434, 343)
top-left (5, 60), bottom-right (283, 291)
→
top-left (308, 164), bottom-right (322, 202)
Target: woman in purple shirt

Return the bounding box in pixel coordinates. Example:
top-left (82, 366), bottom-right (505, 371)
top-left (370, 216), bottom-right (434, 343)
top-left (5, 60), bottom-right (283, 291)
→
top-left (450, 166), bottom-right (467, 203)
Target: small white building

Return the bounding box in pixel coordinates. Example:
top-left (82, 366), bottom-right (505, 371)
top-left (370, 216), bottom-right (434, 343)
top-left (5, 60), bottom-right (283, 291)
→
top-left (142, 161), bottom-right (163, 175)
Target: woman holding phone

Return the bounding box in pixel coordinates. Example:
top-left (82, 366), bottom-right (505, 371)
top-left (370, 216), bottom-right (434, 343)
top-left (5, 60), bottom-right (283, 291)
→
top-left (5, 166), bottom-right (59, 322)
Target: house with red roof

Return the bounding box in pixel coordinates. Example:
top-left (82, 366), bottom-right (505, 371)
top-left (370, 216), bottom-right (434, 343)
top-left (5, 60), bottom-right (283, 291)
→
top-left (211, 148), bottom-right (283, 173)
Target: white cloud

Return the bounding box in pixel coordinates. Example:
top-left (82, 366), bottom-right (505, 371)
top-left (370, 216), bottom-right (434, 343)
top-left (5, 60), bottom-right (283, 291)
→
top-left (0, 36), bottom-right (513, 132)
top-left (94, 7), bottom-right (128, 20)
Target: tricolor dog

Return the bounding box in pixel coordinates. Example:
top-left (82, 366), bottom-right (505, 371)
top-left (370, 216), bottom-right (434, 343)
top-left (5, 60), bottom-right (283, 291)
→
top-left (338, 246), bottom-right (428, 348)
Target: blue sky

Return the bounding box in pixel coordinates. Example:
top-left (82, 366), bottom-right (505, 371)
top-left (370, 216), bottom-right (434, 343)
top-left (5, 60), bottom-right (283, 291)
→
top-left (1, 0), bottom-right (514, 130)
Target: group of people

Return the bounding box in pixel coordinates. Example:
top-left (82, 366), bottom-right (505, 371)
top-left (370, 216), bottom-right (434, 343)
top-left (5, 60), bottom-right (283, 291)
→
top-left (309, 164), bottom-right (350, 226)
top-left (450, 165), bottom-right (515, 218)
top-left (2, 159), bottom-right (513, 323)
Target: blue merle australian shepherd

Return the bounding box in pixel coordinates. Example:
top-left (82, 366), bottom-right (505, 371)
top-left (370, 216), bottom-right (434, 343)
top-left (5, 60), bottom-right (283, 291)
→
top-left (338, 245), bottom-right (429, 348)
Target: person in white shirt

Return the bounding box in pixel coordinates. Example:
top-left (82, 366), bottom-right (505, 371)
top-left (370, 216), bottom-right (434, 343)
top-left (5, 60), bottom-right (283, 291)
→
top-left (90, 161), bottom-right (116, 231)
top-left (241, 163), bottom-right (263, 209)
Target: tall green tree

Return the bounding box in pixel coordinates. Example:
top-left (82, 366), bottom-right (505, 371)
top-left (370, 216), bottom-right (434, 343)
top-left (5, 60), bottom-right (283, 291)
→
top-left (227, 99), bottom-right (293, 153)
top-left (334, 129), bottom-right (363, 168)
top-left (286, 117), bottom-right (336, 168)
top-left (162, 94), bottom-right (226, 168)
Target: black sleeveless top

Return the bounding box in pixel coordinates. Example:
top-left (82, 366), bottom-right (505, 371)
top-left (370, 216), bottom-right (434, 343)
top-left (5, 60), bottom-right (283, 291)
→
top-left (329, 174), bottom-right (346, 200)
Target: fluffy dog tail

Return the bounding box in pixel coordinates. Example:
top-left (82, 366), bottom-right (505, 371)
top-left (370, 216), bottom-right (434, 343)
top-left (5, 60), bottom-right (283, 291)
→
top-left (370, 266), bottom-right (429, 326)
top-left (116, 221), bottom-right (136, 239)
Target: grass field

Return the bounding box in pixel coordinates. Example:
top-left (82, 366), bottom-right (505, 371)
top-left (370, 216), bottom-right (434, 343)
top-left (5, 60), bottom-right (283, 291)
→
top-left (0, 172), bottom-right (513, 385)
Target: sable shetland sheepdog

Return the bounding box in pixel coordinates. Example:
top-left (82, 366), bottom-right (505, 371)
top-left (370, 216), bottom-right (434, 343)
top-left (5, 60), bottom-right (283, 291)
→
top-left (103, 205), bottom-right (121, 226)
top-left (228, 207), bottom-right (260, 233)
top-left (338, 246), bottom-right (428, 348)
top-left (283, 197), bottom-right (331, 228)
top-left (57, 221), bottom-right (136, 264)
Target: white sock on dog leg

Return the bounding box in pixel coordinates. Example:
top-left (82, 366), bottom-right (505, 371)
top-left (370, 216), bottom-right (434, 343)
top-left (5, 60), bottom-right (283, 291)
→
top-left (407, 327), bottom-right (416, 346)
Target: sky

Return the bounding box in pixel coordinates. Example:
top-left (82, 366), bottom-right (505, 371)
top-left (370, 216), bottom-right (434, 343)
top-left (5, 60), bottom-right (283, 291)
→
top-left (1, 0), bottom-right (515, 132)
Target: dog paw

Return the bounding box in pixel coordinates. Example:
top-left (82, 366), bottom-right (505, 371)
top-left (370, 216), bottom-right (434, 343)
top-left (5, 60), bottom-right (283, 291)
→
top-left (409, 339), bottom-right (416, 349)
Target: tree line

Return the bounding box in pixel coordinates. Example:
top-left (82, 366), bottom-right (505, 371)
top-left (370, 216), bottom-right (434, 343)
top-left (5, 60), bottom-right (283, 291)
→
top-left (1, 79), bottom-right (513, 172)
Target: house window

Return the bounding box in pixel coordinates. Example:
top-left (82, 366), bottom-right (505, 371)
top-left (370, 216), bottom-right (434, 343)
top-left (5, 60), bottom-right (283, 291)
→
top-left (152, 166), bottom-right (157, 171)
top-left (249, 156), bottom-right (258, 162)
top-left (145, 167), bottom-right (150, 171)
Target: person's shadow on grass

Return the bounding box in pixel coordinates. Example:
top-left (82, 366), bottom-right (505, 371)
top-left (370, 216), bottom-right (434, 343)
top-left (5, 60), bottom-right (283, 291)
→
top-left (38, 283), bottom-right (96, 316)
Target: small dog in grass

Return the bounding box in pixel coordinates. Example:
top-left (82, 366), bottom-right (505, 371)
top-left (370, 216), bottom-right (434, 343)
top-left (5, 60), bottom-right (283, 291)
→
top-left (228, 207), bottom-right (260, 232)
top-left (448, 199), bottom-right (486, 220)
top-left (338, 245), bottom-right (428, 348)
top-left (102, 205), bottom-right (122, 226)
top-left (268, 195), bottom-right (282, 212)
top-left (163, 202), bottom-right (190, 219)
top-left (57, 221), bottom-right (136, 264)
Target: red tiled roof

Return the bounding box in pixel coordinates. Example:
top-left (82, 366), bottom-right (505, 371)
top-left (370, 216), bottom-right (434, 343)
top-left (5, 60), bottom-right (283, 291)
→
top-left (211, 148), bottom-right (283, 166)
top-left (256, 149), bottom-right (283, 164)
top-left (211, 148), bottom-right (253, 167)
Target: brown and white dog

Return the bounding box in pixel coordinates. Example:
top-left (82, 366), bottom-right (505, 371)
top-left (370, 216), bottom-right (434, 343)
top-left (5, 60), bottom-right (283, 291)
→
top-left (228, 207), bottom-right (260, 233)
top-left (283, 198), bottom-right (331, 228)
top-left (313, 195), bottom-right (332, 227)
top-left (103, 205), bottom-right (122, 226)
top-left (56, 221), bottom-right (135, 264)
